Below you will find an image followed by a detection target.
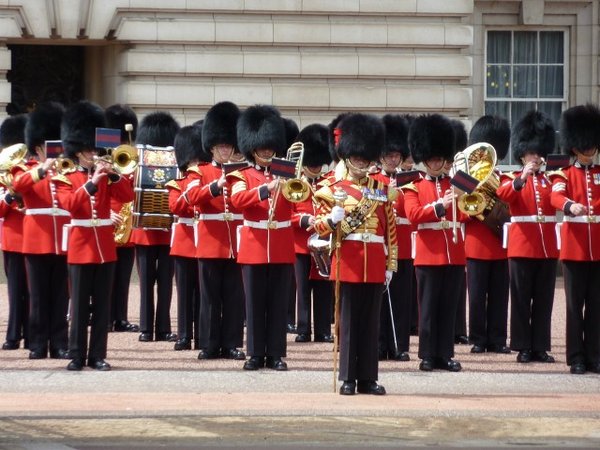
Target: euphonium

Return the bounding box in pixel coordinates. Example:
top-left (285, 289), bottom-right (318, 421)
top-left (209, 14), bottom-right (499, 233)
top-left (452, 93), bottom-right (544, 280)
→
top-left (0, 143), bottom-right (27, 190)
top-left (114, 201), bottom-right (133, 245)
top-left (280, 142), bottom-right (311, 203)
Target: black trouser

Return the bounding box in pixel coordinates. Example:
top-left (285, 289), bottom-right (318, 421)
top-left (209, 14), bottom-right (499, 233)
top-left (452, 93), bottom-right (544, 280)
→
top-left (467, 258), bottom-right (509, 348)
top-left (110, 246), bottom-right (135, 325)
top-left (339, 282), bottom-right (383, 382)
top-left (68, 262), bottom-right (115, 361)
top-left (294, 253), bottom-right (333, 337)
top-left (241, 263), bottom-right (293, 358)
top-left (508, 257), bottom-right (557, 352)
top-left (415, 265), bottom-right (464, 360)
top-left (174, 256), bottom-right (200, 343)
top-left (198, 258), bottom-right (244, 352)
top-left (25, 253), bottom-right (69, 353)
top-left (287, 274), bottom-right (296, 327)
top-left (3, 251), bottom-right (29, 345)
top-left (380, 259), bottom-right (413, 354)
top-left (136, 245), bottom-right (174, 336)
top-left (454, 270), bottom-right (467, 337)
top-left (562, 260), bottom-right (600, 366)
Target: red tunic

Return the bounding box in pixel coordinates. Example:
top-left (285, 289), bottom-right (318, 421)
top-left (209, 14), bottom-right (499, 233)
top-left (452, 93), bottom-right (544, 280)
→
top-left (53, 169), bottom-right (135, 264)
top-left (166, 167), bottom-right (201, 258)
top-left (186, 162), bottom-right (242, 259)
top-left (496, 172), bottom-right (558, 259)
top-left (403, 174), bottom-right (467, 266)
top-left (0, 185), bottom-right (25, 253)
top-left (549, 163), bottom-right (600, 261)
top-left (12, 160), bottom-right (71, 255)
top-left (464, 219), bottom-right (507, 260)
top-left (227, 166), bottom-right (296, 264)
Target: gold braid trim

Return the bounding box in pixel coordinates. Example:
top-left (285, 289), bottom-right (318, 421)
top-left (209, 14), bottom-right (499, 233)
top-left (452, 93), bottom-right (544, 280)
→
top-left (385, 201), bottom-right (398, 271)
top-left (165, 179), bottom-right (181, 191)
top-left (338, 178), bottom-right (380, 239)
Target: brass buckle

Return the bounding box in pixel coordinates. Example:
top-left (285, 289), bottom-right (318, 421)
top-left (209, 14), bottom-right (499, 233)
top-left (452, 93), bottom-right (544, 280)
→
top-left (441, 220), bottom-right (450, 229)
top-left (222, 212), bottom-right (233, 221)
top-left (587, 215), bottom-right (597, 223)
top-left (536, 216), bottom-right (545, 223)
top-left (267, 221), bottom-right (277, 230)
top-left (91, 218), bottom-right (99, 227)
top-left (362, 233), bottom-right (371, 243)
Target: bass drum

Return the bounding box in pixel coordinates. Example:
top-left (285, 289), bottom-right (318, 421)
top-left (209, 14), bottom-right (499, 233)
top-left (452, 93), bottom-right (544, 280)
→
top-left (307, 233), bottom-right (331, 278)
top-left (132, 145), bottom-right (178, 230)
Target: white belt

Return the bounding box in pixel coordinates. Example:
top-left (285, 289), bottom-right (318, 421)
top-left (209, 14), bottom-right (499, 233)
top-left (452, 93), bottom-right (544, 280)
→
top-left (177, 217), bottom-right (196, 226)
top-left (344, 232), bottom-right (385, 244)
top-left (417, 221), bottom-right (452, 231)
top-left (26, 207), bottom-right (70, 217)
top-left (199, 213), bottom-right (243, 222)
top-left (243, 219), bottom-right (291, 230)
top-left (395, 217), bottom-right (411, 226)
top-left (511, 215), bottom-right (557, 223)
top-left (70, 218), bottom-right (113, 227)
top-left (563, 215), bottom-right (600, 224)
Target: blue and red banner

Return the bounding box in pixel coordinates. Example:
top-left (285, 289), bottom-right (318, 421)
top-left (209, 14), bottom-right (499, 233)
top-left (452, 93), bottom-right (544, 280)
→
top-left (44, 140), bottom-right (63, 158)
top-left (223, 161), bottom-right (250, 175)
top-left (270, 157), bottom-right (297, 179)
top-left (95, 128), bottom-right (122, 149)
top-left (395, 170), bottom-right (422, 187)
top-left (451, 170), bottom-right (480, 194)
top-left (545, 154), bottom-right (570, 171)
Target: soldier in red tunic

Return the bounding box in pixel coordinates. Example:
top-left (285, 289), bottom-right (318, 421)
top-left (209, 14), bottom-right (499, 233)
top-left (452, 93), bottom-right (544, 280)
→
top-left (465, 115), bottom-right (511, 355)
top-left (11, 102), bottom-right (70, 359)
top-left (403, 114), bottom-right (467, 372)
top-left (53, 101), bottom-right (135, 371)
top-left (313, 113), bottom-right (397, 396)
top-left (292, 123), bottom-right (334, 344)
top-left (0, 114), bottom-right (29, 351)
top-left (549, 104), bottom-right (600, 374)
top-left (496, 110), bottom-right (558, 364)
top-left (227, 105), bottom-right (295, 371)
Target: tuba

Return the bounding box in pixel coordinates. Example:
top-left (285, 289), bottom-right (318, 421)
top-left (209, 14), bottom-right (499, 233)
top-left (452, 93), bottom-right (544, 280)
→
top-left (453, 142), bottom-right (509, 238)
top-left (0, 143), bottom-right (27, 192)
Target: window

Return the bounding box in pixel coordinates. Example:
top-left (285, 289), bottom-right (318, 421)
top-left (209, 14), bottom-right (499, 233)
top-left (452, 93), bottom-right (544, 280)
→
top-left (485, 30), bottom-right (566, 165)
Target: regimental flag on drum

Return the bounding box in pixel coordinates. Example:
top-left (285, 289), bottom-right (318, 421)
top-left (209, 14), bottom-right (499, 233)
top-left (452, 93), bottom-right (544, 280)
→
top-left (545, 154), bottom-right (571, 171)
top-left (270, 157), bottom-right (297, 179)
top-left (451, 169), bottom-right (479, 194)
top-left (222, 161), bottom-right (250, 175)
top-left (395, 170), bottom-right (422, 187)
top-left (95, 127), bottom-right (122, 149)
top-left (44, 140), bottom-right (63, 158)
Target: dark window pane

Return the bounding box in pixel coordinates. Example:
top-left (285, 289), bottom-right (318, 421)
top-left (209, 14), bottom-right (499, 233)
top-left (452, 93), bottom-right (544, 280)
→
top-left (538, 102), bottom-right (562, 131)
top-left (487, 31), bottom-right (511, 64)
top-left (540, 66), bottom-right (563, 98)
top-left (540, 32), bottom-right (563, 64)
top-left (511, 102), bottom-right (536, 126)
top-left (513, 65), bottom-right (537, 97)
top-left (486, 65), bottom-right (511, 98)
top-left (485, 101), bottom-right (509, 119)
top-left (514, 31), bottom-right (537, 63)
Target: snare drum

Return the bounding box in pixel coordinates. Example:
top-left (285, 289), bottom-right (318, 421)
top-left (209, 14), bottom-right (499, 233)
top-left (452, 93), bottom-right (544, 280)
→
top-left (133, 145), bottom-right (178, 230)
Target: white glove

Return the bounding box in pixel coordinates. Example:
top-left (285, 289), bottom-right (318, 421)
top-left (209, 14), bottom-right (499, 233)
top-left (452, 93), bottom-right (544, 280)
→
top-left (330, 205), bottom-right (346, 224)
top-left (385, 270), bottom-right (393, 286)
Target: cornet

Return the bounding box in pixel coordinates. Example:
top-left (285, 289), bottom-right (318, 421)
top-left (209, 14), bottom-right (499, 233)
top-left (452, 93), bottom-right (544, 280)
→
top-left (93, 145), bottom-right (139, 175)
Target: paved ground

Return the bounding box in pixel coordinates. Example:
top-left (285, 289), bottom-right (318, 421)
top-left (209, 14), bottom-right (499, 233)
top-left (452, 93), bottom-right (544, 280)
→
top-left (0, 278), bottom-right (599, 449)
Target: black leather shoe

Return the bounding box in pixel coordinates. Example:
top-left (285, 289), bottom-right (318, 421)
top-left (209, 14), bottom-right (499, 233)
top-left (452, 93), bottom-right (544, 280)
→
top-left (314, 334), bottom-right (334, 343)
top-left (265, 357), bottom-right (288, 371)
top-left (221, 348), bottom-right (246, 360)
top-left (339, 381), bottom-right (356, 395)
top-left (570, 362), bottom-right (586, 375)
top-left (197, 349), bottom-right (219, 360)
top-left (532, 351), bottom-right (555, 363)
top-left (50, 348), bottom-right (70, 359)
top-left (286, 323), bottom-right (297, 334)
top-left (138, 332), bottom-right (153, 342)
top-left (295, 333), bottom-right (310, 343)
top-left (487, 344), bottom-right (511, 354)
top-left (243, 356), bottom-right (265, 370)
top-left (173, 339), bottom-right (192, 351)
top-left (113, 320), bottom-right (140, 332)
top-left (454, 335), bottom-right (469, 345)
top-left (390, 351), bottom-right (410, 361)
top-left (357, 381), bottom-right (386, 395)
top-left (67, 358), bottom-right (84, 371)
top-left (587, 362), bottom-right (600, 373)
top-left (88, 359), bottom-right (111, 371)
top-left (29, 349), bottom-right (47, 359)
top-left (435, 358), bottom-right (462, 372)
top-left (155, 332), bottom-right (178, 342)
top-left (470, 344), bottom-right (486, 354)
top-left (419, 358), bottom-right (434, 371)
top-left (2, 341), bottom-right (19, 350)
top-left (516, 350), bottom-right (532, 363)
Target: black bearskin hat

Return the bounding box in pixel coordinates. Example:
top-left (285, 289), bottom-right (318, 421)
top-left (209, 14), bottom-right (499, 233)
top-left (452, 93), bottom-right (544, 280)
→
top-left (25, 102), bottom-right (65, 156)
top-left (327, 112), bottom-right (350, 163)
top-left (202, 101), bottom-right (240, 156)
top-left (105, 104), bottom-right (138, 144)
top-left (282, 118), bottom-right (299, 149)
top-left (136, 111), bottom-right (180, 147)
top-left (174, 125), bottom-right (207, 171)
top-left (336, 113), bottom-right (384, 163)
top-left (297, 124), bottom-right (331, 168)
top-left (559, 104), bottom-right (600, 156)
top-left (61, 101), bottom-right (105, 159)
top-left (468, 115), bottom-right (510, 161)
top-left (408, 114), bottom-right (455, 164)
top-left (382, 114), bottom-right (410, 159)
top-left (451, 119), bottom-right (468, 155)
top-left (511, 110), bottom-right (555, 161)
top-left (237, 104), bottom-right (286, 162)
top-left (0, 114), bottom-right (27, 147)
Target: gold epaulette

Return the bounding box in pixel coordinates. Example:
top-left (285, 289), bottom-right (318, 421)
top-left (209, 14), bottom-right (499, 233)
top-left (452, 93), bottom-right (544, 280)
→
top-left (51, 174), bottom-right (72, 186)
top-left (313, 184), bottom-right (335, 204)
top-left (225, 169), bottom-right (248, 183)
top-left (401, 182), bottom-right (418, 193)
top-left (165, 179), bottom-right (181, 190)
top-left (547, 169), bottom-right (567, 180)
top-left (187, 165), bottom-right (204, 175)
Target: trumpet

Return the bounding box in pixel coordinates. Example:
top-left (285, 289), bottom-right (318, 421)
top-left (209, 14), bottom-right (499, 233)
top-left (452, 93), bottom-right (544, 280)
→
top-left (54, 157), bottom-right (76, 174)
